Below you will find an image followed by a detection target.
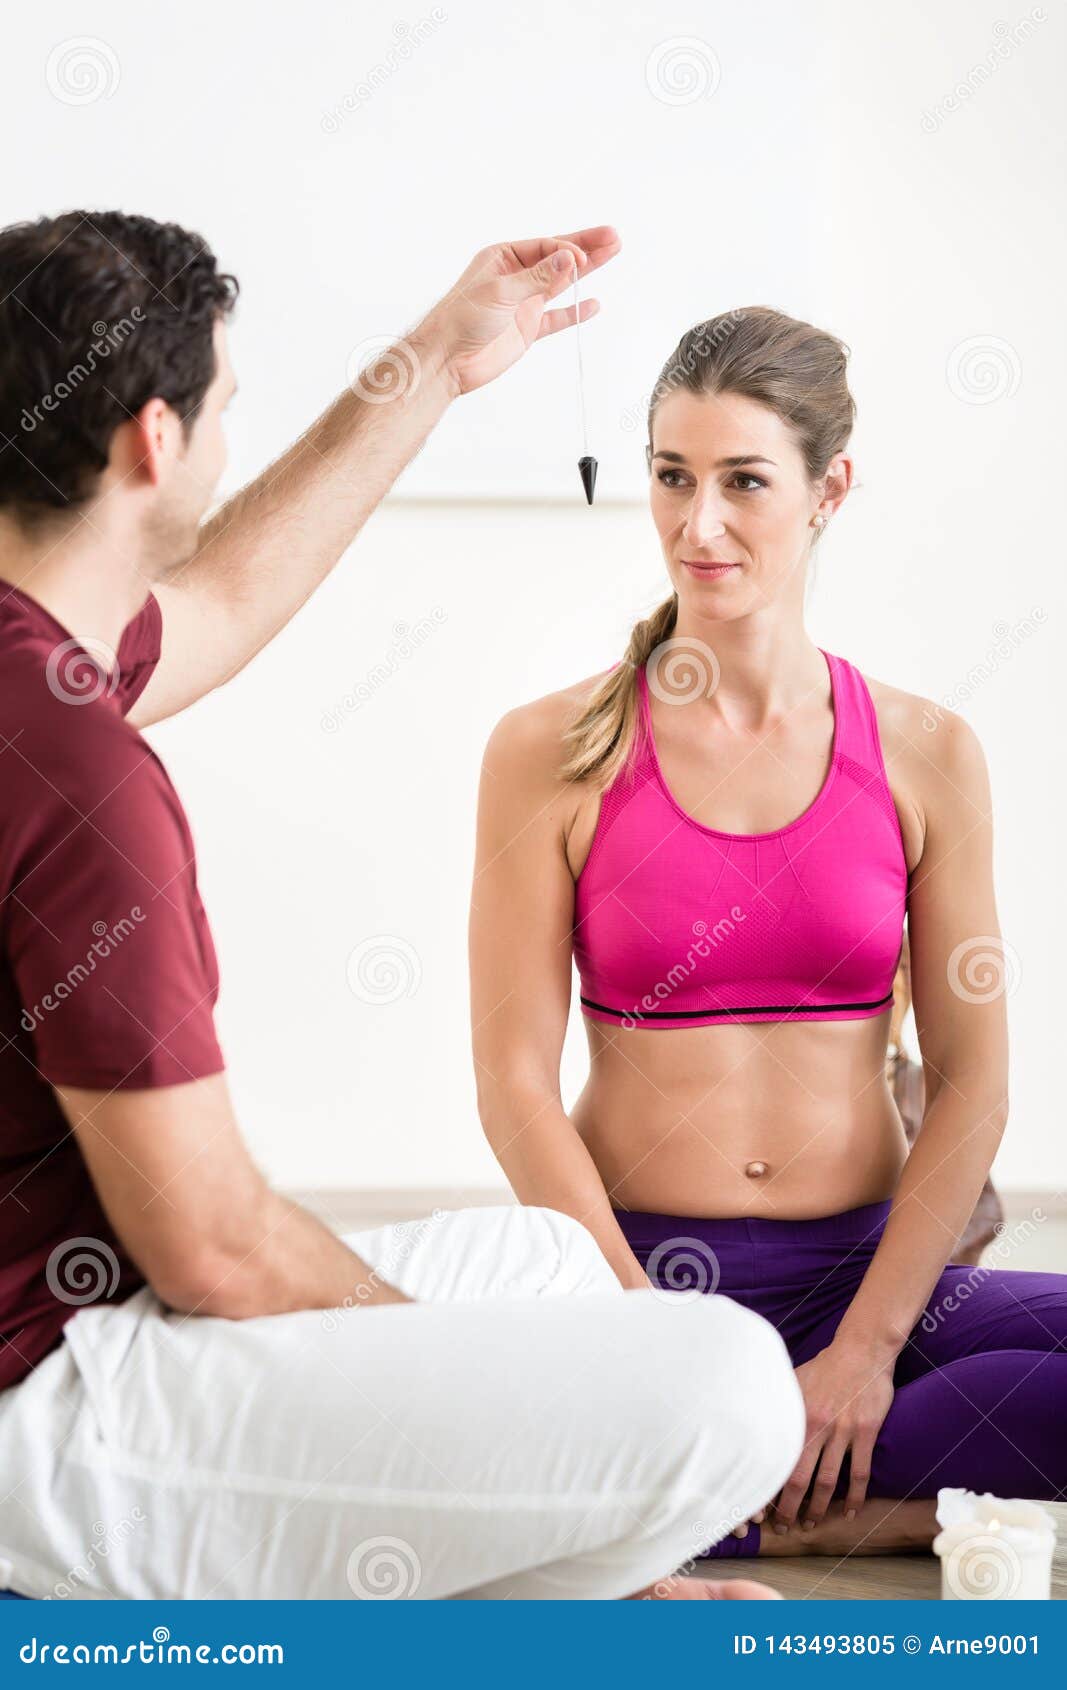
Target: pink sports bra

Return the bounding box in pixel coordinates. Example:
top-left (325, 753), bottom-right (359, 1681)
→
top-left (572, 649), bottom-right (908, 1029)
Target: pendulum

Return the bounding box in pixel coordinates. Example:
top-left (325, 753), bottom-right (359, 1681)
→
top-left (574, 266), bottom-right (597, 504)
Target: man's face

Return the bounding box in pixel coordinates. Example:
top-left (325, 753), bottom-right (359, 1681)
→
top-left (145, 318), bottom-right (236, 583)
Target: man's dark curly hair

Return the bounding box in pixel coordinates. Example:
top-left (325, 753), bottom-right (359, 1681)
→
top-left (0, 209), bottom-right (238, 524)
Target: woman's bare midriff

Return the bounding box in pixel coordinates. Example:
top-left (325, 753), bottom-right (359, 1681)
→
top-left (572, 1011), bottom-right (909, 1221)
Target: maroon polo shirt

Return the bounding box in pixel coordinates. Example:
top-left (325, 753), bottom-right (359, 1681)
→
top-left (0, 579), bottom-right (225, 1392)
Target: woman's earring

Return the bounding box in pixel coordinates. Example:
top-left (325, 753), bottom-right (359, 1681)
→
top-left (812, 513), bottom-right (828, 531)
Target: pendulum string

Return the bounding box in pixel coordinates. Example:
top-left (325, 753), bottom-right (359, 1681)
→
top-left (575, 270), bottom-right (589, 457)
top-left (574, 265), bottom-right (598, 505)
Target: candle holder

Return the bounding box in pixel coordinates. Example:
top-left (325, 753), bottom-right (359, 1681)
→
top-left (933, 1488), bottom-right (1057, 1600)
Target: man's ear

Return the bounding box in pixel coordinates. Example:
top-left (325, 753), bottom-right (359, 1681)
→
top-left (115, 396), bottom-right (174, 489)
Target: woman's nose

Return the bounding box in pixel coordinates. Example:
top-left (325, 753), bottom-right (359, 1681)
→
top-left (682, 484), bottom-right (729, 543)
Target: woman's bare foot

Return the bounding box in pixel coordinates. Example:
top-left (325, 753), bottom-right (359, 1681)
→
top-left (629, 1575), bottom-right (783, 1599)
top-left (756, 1497), bottom-right (938, 1557)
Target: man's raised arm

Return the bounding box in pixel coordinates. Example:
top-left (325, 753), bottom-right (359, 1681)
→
top-left (129, 226), bottom-right (620, 728)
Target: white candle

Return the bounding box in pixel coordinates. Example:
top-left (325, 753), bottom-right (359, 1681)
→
top-left (933, 1488), bottom-right (1057, 1600)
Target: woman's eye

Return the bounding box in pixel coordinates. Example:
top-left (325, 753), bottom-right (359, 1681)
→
top-left (655, 469), bottom-right (766, 491)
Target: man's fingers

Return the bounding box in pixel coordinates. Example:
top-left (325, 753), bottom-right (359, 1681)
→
top-left (554, 224), bottom-right (622, 273)
top-left (432, 226), bottom-right (617, 392)
top-left (498, 222), bottom-right (622, 307)
top-left (535, 297), bottom-right (601, 340)
top-left (505, 225), bottom-right (620, 276)
top-left (499, 243), bottom-right (587, 307)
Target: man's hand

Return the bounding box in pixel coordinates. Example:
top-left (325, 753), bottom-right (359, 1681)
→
top-left (418, 225), bottom-right (622, 399)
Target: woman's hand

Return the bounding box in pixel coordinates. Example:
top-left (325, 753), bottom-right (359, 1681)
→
top-left (417, 226), bottom-right (621, 398)
top-left (771, 1343), bottom-right (896, 1530)
top-left (730, 1506), bottom-right (767, 1539)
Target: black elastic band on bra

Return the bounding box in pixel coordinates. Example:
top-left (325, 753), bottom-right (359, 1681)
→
top-left (580, 991), bottom-right (895, 1023)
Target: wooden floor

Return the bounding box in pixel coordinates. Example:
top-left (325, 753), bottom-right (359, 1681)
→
top-left (699, 1503), bottom-right (1067, 1600)
top-left (295, 1187), bottom-right (1067, 1602)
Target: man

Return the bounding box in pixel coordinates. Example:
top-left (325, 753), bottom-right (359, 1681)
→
top-left (0, 210), bottom-right (802, 1599)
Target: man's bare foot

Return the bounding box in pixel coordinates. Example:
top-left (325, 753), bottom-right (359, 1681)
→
top-left (629, 1575), bottom-right (783, 1599)
top-left (756, 1497), bottom-right (938, 1558)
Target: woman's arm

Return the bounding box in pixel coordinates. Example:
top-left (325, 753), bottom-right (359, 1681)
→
top-left (776, 702), bottom-right (1010, 1528)
top-left (834, 706), bottom-right (1009, 1359)
top-left (469, 697), bottom-right (650, 1289)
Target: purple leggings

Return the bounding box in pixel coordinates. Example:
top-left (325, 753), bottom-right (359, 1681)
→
top-left (615, 1199), bottom-right (1067, 1558)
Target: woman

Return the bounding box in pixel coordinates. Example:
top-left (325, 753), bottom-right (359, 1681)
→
top-left (470, 306), bottom-right (1067, 1564)
top-left (888, 931), bottom-right (1004, 1270)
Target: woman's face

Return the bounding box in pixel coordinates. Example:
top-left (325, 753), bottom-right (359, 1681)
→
top-left (648, 388), bottom-right (846, 617)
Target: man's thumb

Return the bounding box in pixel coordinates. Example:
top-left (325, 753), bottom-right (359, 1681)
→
top-left (505, 247), bottom-right (578, 303)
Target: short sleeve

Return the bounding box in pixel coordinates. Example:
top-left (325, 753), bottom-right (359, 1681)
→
top-left (5, 729), bottom-right (225, 1091)
top-left (115, 591), bottom-right (163, 716)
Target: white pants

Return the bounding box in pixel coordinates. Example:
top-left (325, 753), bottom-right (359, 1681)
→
top-left (0, 1206), bottom-right (804, 1600)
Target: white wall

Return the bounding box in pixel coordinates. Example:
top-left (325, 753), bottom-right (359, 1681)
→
top-left (5, 0), bottom-right (1063, 1189)
top-left (150, 491), bottom-right (1063, 1195)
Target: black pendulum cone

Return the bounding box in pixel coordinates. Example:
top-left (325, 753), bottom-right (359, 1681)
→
top-left (578, 455), bottom-right (598, 505)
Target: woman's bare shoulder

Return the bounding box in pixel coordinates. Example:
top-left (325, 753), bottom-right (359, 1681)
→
top-left (483, 670), bottom-right (610, 783)
top-left (861, 669), bottom-right (991, 870)
top-left (862, 669), bottom-right (987, 767)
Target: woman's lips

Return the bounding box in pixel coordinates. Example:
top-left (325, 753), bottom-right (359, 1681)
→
top-left (682, 560), bottom-right (741, 579)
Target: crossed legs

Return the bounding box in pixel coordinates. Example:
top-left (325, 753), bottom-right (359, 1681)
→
top-left (0, 1207), bottom-right (805, 1599)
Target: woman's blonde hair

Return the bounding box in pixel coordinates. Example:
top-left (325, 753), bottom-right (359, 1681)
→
top-left (559, 305), bottom-right (857, 790)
